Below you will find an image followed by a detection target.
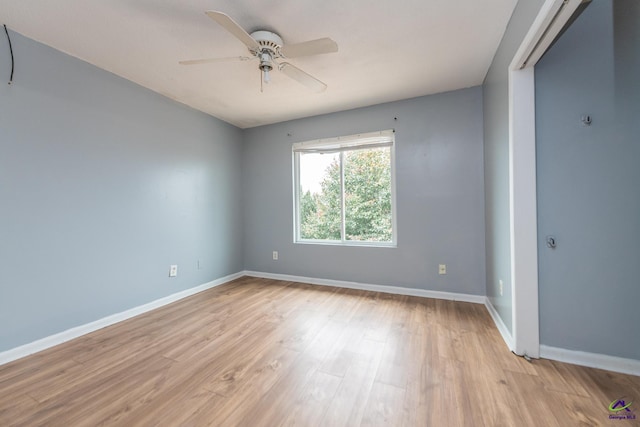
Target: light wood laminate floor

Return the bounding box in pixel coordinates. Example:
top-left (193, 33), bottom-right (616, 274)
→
top-left (1, 277), bottom-right (638, 426)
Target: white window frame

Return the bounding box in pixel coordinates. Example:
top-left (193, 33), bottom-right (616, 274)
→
top-left (292, 130), bottom-right (397, 247)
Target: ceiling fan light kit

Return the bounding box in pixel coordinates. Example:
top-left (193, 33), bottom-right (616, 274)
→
top-left (251, 31), bottom-right (283, 85)
top-left (180, 11), bottom-right (338, 92)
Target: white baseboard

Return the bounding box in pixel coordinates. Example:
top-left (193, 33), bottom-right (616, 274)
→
top-left (242, 270), bottom-right (485, 304)
top-left (540, 345), bottom-right (640, 377)
top-left (8, 270), bottom-right (636, 378)
top-left (0, 271), bottom-right (244, 366)
top-left (484, 297), bottom-right (514, 352)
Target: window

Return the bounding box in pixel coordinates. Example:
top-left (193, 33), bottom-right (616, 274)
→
top-left (293, 130), bottom-right (396, 246)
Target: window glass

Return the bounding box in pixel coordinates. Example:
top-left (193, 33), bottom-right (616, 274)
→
top-left (293, 130), bottom-right (395, 246)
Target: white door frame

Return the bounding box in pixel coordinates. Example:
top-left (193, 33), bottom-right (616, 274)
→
top-left (508, 65), bottom-right (539, 358)
top-left (508, 0), bottom-right (586, 358)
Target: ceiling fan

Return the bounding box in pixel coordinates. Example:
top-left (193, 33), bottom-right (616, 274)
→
top-left (180, 11), bottom-right (338, 92)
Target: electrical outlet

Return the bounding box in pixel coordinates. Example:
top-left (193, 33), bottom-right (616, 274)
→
top-left (197, 259), bottom-right (202, 270)
top-left (438, 264), bottom-right (446, 275)
top-left (272, 251), bottom-right (278, 260)
top-left (169, 265), bottom-right (178, 277)
top-left (499, 279), bottom-right (504, 296)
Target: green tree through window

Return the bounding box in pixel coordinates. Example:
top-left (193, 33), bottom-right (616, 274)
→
top-left (296, 142), bottom-right (394, 244)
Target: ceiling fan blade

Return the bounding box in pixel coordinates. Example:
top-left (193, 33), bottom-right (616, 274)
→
top-left (179, 56), bottom-right (254, 65)
top-left (281, 38), bottom-right (338, 58)
top-left (279, 62), bottom-right (327, 92)
top-left (205, 11), bottom-right (260, 52)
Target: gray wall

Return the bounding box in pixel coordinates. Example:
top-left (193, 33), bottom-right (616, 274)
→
top-left (536, 0), bottom-right (640, 360)
top-left (0, 31), bottom-right (244, 352)
top-left (482, 0), bottom-right (545, 332)
top-left (242, 88), bottom-right (486, 295)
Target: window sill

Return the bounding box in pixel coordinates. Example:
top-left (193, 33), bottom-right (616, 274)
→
top-left (294, 240), bottom-right (397, 249)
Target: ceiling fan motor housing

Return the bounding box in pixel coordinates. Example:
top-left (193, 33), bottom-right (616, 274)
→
top-left (250, 30), bottom-right (284, 56)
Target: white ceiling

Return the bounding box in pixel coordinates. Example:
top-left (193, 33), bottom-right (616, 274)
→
top-left (0, 0), bottom-right (517, 128)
